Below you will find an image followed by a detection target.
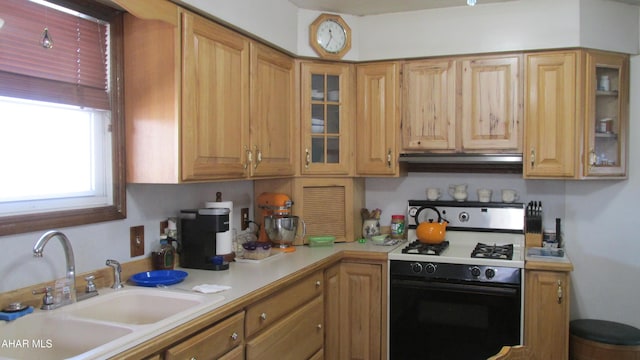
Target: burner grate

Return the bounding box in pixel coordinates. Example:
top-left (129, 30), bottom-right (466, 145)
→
top-left (402, 241), bottom-right (449, 256)
top-left (471, 242), bottom-right (514, 260)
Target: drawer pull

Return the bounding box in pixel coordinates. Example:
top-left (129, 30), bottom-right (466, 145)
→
top-left (230, 332), bottom-right (239, 341)
top-left (260, 312), bottom-right (267, 321)
top-left (315, 280), bottom-right (321, 287)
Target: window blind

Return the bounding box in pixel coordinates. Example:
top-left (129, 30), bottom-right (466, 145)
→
top-left (0, 0), bottom-right (110, 110)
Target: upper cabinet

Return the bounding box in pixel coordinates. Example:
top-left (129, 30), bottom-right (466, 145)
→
top-left (523, 51), bottom-right (578, 178)
top-left (181, 11), bottom-right (250, 181)
top-left (250, 43), bottom-right (296, 178)
top-left (402, 59), bottom-right (456, 151)
top-left (120, 2), bottom-right (294, 183)
top-left (356, 62), bottom-right (401, 176)
top-left (402, 54), bottom-right (522, 153)
top-left (583, 50), bottom-right (628, 178)
top-left (524, 49), bottom-right (629, 179)
top-left (301, 62), bottom-right (355, 176)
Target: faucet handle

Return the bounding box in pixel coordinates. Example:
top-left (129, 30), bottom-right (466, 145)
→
top-left (84, 275), bottom-right (97, 293)
top-left (32, 287), bottom-right (55, 309)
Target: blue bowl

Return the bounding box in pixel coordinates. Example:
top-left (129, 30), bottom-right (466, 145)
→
top-left (130, 270), bottom-right (188, 287)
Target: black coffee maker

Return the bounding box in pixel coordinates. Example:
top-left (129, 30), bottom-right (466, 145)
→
top-left (179, 208), bottom-right (230, 271)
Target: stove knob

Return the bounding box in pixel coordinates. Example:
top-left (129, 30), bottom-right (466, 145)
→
top-left (485, 268), bottom-right (496, 279)
top-left (411, 263), bottom-right (423, 273)
top-left (470, 266), bottom-right (481, 277)
top-left (425, 263), bottom-right (437, 274)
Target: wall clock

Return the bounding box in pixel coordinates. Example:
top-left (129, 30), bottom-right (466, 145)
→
top-left (309, 13), bottom-right (351, 59)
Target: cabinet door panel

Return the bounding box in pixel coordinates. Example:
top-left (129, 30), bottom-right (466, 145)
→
top-left (524, 52), bottom-right (577, 178)
top-left (339, 262), bottom-right (383, 360)
top-left (250, 43), bottom-right (295, 177)
top-left (181, 12), bottom-right (250, 181)
top-left (583, 50), bottom-right (628, 178)
top-left (356, 62), bottom-right (399, 175)
top-left (525, 271), bottom-right (570, 360)
top-left (402, 60), bottom-right (456, 151)
top-left (461, 55), bottom-right (522, 151)
top-left (301, 62), bottom-right (353, 175)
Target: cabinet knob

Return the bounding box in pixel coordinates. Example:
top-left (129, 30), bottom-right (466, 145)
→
top-left (190, 357), bottom-right (197, 360)
top-left (305, 148), bottom-right (311, 168)
top-left (530, 148), bottom-right (536, 168)
top-left (230, 332), bottom-right (239, 341)
top-left (244, 145), bottom-right (252, 170)
top-left (317, 323), bottom-right (322, 330)
top-left (387, 149), bottom-right (392, 168)
top-left (254, 145), bottom-right (262, 169)
top-left (260, 312), bottom-right (267, 321)
top-left (315, 280), bottom-right (321, 287)
top-left (557, 280), bottom-right (563, 304)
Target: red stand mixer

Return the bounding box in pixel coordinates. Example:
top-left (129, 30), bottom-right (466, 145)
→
top-left (256, 192), bottom-right (293, 243)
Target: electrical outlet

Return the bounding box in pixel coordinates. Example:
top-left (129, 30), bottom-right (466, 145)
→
top-left (241, 208), bottom-right (250, 231)
top-left (130, 225), bottom-right (144, 257)
top-left (160, 220), bottom-right (168, 235)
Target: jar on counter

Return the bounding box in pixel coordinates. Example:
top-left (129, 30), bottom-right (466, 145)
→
top-left (152, 235), bottom-right (175, 270)
top-left (390, 215), bottom-right (405, 240)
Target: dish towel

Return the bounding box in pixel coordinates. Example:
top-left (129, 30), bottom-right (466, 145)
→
top-left (192, 284), bottom-right (231, 294)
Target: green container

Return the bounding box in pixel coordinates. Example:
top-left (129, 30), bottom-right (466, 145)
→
top-left (308, 235), bottom-right (336, 247)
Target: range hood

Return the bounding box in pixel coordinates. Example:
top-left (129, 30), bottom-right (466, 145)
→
top-left (398, 153), bottom-right (523, 174)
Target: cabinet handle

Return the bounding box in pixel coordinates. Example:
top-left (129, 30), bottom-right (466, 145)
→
top-left (589, 149), bottom-right (597, 167)
top-left (254, 145), bottom-right (262, 169)
top-left (530, 148), bottom-right (536, 168)
top-left (387, 149), bottom-right (392, 168)
top-left (315, 280), bottom-right (321, 287)
top-left (305, 148), bottom-right (311, 168)
top-left (557, 280), bottom-right (563, 304)
top-left (317, 323), bottom-right (322, 330)
top-left (190, 357), bottom-right (197, 360)
top-left (230, 332), bottom-right (239, 341)
top-left (244, 145), bottom-right (252, 170)
top-left (260, 312), bottom-right (267, 321)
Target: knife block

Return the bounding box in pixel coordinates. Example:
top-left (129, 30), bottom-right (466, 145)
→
top-left (525, 232), bottom-right (543, 247)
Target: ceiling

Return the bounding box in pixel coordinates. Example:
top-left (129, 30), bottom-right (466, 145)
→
top-left (288, 0), bottom-right (640, 16)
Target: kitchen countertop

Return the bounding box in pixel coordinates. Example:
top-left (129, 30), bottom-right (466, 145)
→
top-left (0, 241), bottom-right (401, 360)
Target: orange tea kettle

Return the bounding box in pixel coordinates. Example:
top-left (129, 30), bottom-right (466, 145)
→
top-left (416, 207), bottom-right (448, 244)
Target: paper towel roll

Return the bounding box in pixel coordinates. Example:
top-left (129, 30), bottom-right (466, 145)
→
top-left (205, 201), bottom-right (233, 255)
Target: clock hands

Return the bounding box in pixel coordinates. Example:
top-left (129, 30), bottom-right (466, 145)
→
top-left (326, 29), bottom-right (333, 48)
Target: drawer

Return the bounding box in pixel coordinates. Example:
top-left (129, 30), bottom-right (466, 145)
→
top-left (165, 311), bottom-right (244, 360)
top-left (245, 270), bottom-right (323, 337)
top-left (246, 295), bottom-right (324, 360)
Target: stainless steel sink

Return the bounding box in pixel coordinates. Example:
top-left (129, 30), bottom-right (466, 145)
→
top-left (66, 288), bottom-right (208, 325)
top-left (0, 313), bottom-right (132, 360)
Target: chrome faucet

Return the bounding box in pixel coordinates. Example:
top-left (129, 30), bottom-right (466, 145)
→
top-left (106, 259), bottom-right (124, 289)
top-left (33, 230), bottom-right (77, 305)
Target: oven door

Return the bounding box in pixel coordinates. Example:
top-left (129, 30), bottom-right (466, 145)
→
top-left (390, 273), bottom-right (521, 360)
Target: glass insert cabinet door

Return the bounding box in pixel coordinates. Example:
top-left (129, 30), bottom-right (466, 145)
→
top-left (585, 51), bottom-right (628, 177)
top-left (301, 62), bottom-right (352, 175)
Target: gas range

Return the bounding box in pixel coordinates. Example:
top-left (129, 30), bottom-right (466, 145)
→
top-left (389, 201), bottom-right (525, 269)
top-left (389, 200), bottom-right (526, 359)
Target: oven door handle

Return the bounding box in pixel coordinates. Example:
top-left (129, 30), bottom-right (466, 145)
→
top-left (391, 278), bottom-right (519, 296)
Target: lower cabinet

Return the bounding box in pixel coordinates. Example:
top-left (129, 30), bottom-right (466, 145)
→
top-left (325, 260), bottom-right (385, 360)
top-left (524, 268), bottom-right (572, 360)
top-left (245, 296), bottom-right (324, 359)
top-left (164, 311), bottom-right (245, 360)
top-left (244, 270), bottom-right (324, 359)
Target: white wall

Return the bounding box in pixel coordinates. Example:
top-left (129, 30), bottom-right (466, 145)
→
top-left (0, 182), bottom-right (253, 293)
top-left (562, 52), bottom-right (640, 329)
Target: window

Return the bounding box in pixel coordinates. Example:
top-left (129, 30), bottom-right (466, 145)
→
top-left (0, 0), bottom-right (125, 236)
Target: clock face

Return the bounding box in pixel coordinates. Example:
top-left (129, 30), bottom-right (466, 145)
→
top-left (315, 20), bottom-right (347, 54)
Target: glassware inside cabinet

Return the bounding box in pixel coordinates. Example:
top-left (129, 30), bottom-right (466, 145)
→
top-left (593, 65), bottom-right (620, 168)
top-left (309, 73), bottom-right (341, 165)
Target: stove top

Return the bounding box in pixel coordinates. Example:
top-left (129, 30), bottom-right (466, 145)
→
top-left (471, 243), bottom-right (514, 260)
top-left (389, 201), bottom-right (525, 268)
